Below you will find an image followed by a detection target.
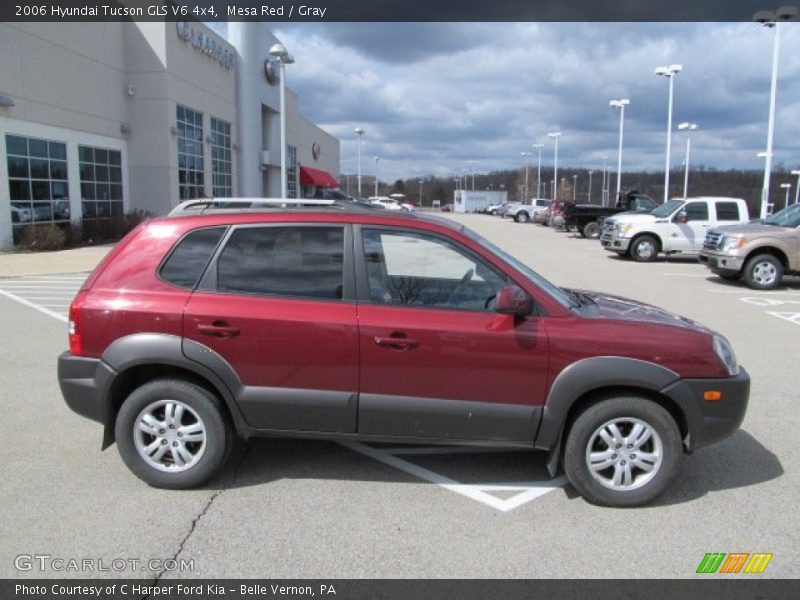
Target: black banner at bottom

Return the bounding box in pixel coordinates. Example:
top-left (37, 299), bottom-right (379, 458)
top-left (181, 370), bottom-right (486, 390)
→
top-left (2, 579), bottom-right (799, 600)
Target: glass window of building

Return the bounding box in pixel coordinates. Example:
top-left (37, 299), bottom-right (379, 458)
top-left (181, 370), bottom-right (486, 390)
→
top-left (177, 105), bottom-right (205, 200)
top-left (287, 145), bottom-right (298, 198)
top-left (79, 145), bottom-right (123, 219)
top-left (210, 117), bottom-right (232, 198)
top-left (6, 134), bottom-right (70, 229)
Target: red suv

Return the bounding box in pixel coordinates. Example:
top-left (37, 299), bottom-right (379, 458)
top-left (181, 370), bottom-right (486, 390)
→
top-left (58, 199), bottom-right (749, 506)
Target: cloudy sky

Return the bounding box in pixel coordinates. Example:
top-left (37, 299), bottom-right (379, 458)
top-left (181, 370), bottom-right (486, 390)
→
top-left (263, 22), bottom-right (800, 182)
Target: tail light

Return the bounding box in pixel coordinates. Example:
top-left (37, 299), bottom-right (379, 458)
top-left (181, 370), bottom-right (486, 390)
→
top-left (68, 293), bottom-right (85, 356)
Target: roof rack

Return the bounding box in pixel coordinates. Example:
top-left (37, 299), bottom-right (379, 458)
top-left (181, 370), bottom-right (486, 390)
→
top-left (168, 197), bottom-right (338, 217)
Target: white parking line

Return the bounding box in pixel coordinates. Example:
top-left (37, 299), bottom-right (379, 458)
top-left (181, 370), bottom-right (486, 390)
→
top-left (341, 441), bottom-right (567, 512)
top-left (0, 289), bottom-right (68, 323)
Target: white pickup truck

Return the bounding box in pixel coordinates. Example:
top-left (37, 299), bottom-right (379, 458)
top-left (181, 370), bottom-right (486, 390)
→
top-left (600, 197), bottom-right (750, 262)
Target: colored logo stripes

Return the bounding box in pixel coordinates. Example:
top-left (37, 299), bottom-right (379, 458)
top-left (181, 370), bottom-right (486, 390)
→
top-left (696, 552), bottom-right (773, 574)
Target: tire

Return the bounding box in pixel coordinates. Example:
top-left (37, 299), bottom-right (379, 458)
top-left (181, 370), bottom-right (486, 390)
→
top-left (115, 378), bottom-right (233, 489)
top-left (515, 211), bottom-right (530, 223)
top-left (630, 235), bottom-right (659, 262)
top-left (563, 397), bottom-right (682, 507)
top-left (582, 221), bottom-right (601, 239)
top-left (490, 210), bottom-right (498, 216)
top-left (743, 254), bottom-right (783, 290)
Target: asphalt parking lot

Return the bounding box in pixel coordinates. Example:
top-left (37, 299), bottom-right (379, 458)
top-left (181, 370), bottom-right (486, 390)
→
top-left (0, 214), bottom-right (797, 580)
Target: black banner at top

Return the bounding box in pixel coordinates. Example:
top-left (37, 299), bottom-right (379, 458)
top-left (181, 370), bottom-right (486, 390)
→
top-left (2, 0), bottom-right (795, 22)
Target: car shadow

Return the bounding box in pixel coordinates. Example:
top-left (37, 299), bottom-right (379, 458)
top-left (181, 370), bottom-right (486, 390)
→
top-left (206, 430), bottom-right (782, 510)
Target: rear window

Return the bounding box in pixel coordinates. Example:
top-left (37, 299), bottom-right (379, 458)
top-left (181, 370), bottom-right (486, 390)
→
top-left (216, 226), bottom-right (345, 300)
top-left (715, 201), bottom-right (741, 221)
top-left (160, 227), bottom-right (226, 289)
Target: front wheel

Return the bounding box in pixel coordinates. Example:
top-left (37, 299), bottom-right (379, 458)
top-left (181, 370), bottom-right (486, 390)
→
top-left (563, 397), bottom-right (682, 507)
top-left (115, 378), bottom-right (233, 489)
top-left (743, 254), bottom-right (783, 290)
top-left (515, 211), bottom-right (530, 223)
top-left (630, 235), bottom-right (659, 262)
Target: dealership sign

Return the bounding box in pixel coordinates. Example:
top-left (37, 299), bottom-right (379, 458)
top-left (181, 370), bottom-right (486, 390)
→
top-left (176, 22), bottom-right (235, 70)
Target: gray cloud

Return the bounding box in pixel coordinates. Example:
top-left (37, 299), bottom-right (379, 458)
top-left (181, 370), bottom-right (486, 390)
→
top-left (270, 22), bottom-right (800, 182)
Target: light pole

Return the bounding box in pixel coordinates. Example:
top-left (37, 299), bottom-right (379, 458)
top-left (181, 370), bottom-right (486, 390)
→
top-left (792, 169), bottom-right (800, 204)
top-left (655, 64), bottom-right (682, 204)
top-left (533, 143), bottom-right (544, 198)
top-left (418, 179), bottom-right (424, 206)
top-left (521, 152), bottom-right (532, 201)
top-left (601, 155), bottom-right (608, 206)
top-left (780, 182), bottom-right (792, 208)
top-left (548, 131), bottom-right (561, 199)
top-left (754, 6), bottom-right (797, 219)
top-left (373, 156), bottom-right (380, 197)
top-left (572, 174), bottom-right (577, 201)
top-left (678, 122), bottom-right (698, 198)
top-left (268, 43), bottom-right (295, 199)
top-left (354, 127), bottom-right (365, 198)
top-left (609, 98), bottom-right (630, 200)
top-left (588, 170), bottom-right (594, 203)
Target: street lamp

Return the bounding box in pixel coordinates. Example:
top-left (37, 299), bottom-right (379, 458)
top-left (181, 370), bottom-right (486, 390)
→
top-left (521, 152), bottom-right (532, 201)
top-left (601, 155), bottom-right (609, 206)
top-left (268, 43), bottom-right (295, 198)
top-left (780, 182), bottom-right (792, 208)
top-left (373, 156), bottom-right (380, 197)
top-left (655, 64), bottom-right (682, 204)
top-left (548, 131), bottom-right (561, 199)
top-left (791, 169), bottom-right (800, 204)
top-left (572, 174), bottom-right (577, 201)
top-left (418, 179), bottom-right (424, 206)
top-left (677, 122), bottom-right (699, 198)
top-left (532, 143), bottom-right (544, 198)
top-left (754, 6), bottom-right (797, 219)
top-left (354, 127), bottom-right (365, 198)
top-left (609, 98), bottom-right (630, 200)
top-left (588, 170), bottom-right (594, 203)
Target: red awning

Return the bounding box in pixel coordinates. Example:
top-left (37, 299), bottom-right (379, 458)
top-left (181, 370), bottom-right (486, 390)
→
top-left (299, 166), bottom-right (339, 188)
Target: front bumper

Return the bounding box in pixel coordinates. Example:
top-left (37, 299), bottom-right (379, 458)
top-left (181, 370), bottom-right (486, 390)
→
top-left (600, 231), bottom-right (631, 252)
top-left (698, 250), bottom-right (745, 275)
top-left (57, 351), bottom-right (116, 426)
top-left (660, 367), bottom-right (750, 451)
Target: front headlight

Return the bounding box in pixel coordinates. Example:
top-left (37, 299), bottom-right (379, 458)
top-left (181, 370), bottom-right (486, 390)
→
top-left (721, 236), bottom-right (746, 252)
top-left (619, 223), bottom-right (635, 237)
top-left (713, 334), bottom-right (739, 376)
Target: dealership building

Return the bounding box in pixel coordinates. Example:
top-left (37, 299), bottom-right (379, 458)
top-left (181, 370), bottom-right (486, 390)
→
top-left (0, 21), bottom-right (340, 249)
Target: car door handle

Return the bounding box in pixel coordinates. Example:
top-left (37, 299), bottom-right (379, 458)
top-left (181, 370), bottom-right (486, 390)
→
top-left (197, 321), bottom-right (240, 338)
top-left (374, 335), bottom-right (419, 350)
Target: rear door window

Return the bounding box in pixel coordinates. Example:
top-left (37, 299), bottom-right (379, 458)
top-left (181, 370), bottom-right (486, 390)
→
top-left (216, 226), bottom-right (345, 300)
top-left (684, 202), bottom-right (709, 221)
top-left (715, 201), bottom-right (741, 221)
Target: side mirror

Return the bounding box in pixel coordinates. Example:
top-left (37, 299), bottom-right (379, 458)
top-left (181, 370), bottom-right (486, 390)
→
top-left (675, 211), bottom-right (689, 223)
top-left (496, 285), bottom-right (532, 316)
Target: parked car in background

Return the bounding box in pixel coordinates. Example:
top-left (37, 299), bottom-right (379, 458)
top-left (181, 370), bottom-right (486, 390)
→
top-left (485, 202), bottom-right (504, 216)
top-left (440, 203), bottom-right (453, 212)
top-left (601, 197), bottom-right (750, 262)
top-left (508, 199), bottom-right (552, 224)
top-left (498, 202), bottom-right (521, 218)
top-left (564, 191), bottom-right (657, 239)
top-left (699, 201), bottom-right (800, 289)
top-left (58, 197), bottom-right (750, 507)
top-left (369, 197), bottom-right (403, 211)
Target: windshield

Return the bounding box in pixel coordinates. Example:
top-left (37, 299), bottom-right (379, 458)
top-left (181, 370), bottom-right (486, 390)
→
top-left (651, 199), bottom-right (684, 218)
top-left (462, 228), bottom-right (573, 309)
top-left (764, 202), bottom-right (800, 227)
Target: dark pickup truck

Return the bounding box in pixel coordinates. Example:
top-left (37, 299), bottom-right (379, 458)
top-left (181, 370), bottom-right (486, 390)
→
top-left (565, 191), bottom-right (658, 239)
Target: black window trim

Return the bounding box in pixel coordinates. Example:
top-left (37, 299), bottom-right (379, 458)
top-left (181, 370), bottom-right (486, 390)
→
top-left (353, 224), bottom-right (540, 315)
top-left (197, 222), bottom-right (355, 304)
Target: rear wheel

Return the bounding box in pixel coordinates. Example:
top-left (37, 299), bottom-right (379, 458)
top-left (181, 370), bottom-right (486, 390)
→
top-left (515, 211), bottom-right (530, 223)
top-left (630, 235), bottom-right (659, 262)
top-left (743, 254), bottom-right (783, 290)
top-left (582, 221), bottom-right (601, 239)
top-left (564, 397), bottom-right (682, 507)
top-left (115, 378), bottom-right (233, 489)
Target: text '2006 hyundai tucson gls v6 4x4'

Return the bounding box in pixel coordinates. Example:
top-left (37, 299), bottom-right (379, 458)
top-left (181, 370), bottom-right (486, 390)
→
top-left (58, 199), bottom-right (749, 507)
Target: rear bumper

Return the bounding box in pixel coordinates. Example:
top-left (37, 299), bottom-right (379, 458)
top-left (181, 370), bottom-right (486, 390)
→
top-left (57, 351), bottom-right (116, 426)
top-left (660, 368), bottom-right (750, 451)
